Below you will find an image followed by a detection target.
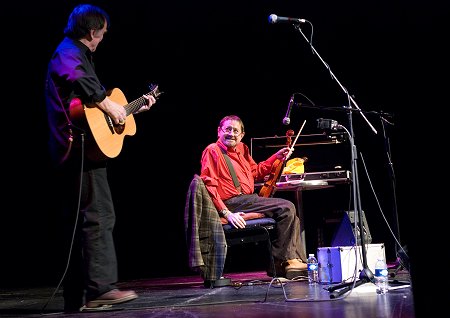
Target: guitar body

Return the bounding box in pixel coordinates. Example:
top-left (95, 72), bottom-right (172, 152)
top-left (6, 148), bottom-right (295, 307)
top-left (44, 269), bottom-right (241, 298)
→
top-left (69, 88), bottom-right (136, 161)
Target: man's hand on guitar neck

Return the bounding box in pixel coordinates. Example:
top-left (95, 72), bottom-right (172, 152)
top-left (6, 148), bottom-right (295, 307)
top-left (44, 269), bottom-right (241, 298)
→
top-left (96, 91), bottom-right (157, 125)
top-left (134, 94), bottom-right (157, 114)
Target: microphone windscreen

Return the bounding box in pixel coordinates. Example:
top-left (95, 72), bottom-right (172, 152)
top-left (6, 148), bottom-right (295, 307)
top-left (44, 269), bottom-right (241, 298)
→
top-left (268, 14), bottom-right (277, 24)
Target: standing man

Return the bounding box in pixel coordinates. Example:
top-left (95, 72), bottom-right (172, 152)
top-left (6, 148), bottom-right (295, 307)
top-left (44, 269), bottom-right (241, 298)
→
top-left (200, 115), bottom-right (307, 279)
top-left (45, 4), bottom-right (157, 312)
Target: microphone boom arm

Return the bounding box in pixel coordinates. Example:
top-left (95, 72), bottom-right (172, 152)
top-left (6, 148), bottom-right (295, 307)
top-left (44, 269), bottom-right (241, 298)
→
top-left (293, 24), bottom-right (377, 135)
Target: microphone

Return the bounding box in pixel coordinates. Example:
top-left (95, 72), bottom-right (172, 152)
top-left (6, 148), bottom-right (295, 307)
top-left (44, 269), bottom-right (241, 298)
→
top-left (268, 14), bottom-right (306, 24)
top-left (282, 95), bottom-right (295, 125)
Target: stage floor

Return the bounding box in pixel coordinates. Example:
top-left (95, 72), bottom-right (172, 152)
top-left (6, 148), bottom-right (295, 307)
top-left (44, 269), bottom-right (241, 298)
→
top-left (0, 269), bottom-right (414, 317)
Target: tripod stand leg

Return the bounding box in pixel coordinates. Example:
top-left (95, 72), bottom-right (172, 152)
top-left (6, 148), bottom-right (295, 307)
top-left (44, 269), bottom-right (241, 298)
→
top-left (327, 267), bottom-right (374, 298)
top-left (389, 258), bottom-right (403, 278)
top-left (330, 276), bottom-right (371, 299)
top-left (326, 280), bottom-right (354, 292)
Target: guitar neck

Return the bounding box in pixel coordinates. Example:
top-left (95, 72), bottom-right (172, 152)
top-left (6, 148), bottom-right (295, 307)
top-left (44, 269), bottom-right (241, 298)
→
top-left (125, 97), bottom-right (147, 116)
top-left (124, 84), bottom-right (162, 116)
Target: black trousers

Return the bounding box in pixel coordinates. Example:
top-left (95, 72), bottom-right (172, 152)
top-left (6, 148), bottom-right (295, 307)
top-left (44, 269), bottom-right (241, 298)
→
top-left (55, 158), bottom-right (118, 308)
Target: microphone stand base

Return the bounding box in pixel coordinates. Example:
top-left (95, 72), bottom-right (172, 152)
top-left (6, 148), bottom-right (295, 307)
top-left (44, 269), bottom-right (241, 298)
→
top-left (328, 267), bottom-right (374, 299)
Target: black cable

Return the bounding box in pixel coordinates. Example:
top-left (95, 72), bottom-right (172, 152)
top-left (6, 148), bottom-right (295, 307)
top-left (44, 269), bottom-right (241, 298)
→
top-left (41, 133), bottom-right (85, 313)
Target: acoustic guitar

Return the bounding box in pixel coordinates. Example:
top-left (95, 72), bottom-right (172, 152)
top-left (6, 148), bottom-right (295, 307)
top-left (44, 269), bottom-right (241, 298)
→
top-left (69, 84), bottom-right (162, 161)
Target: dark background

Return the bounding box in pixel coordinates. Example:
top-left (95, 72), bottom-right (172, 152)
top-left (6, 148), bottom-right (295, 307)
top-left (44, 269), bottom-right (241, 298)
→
top-left (1, 0), bottom-right (447, 312)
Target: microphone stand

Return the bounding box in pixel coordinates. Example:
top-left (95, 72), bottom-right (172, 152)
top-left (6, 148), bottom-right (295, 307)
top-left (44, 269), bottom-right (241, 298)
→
top-left (379, 113), bottom-right (408, 277)
top-left (293, 22), bottom-right (377, 136)
top-left (380, 114), bottom-right (400, 252)
top-left (292, 23), bottom-right (377, 298)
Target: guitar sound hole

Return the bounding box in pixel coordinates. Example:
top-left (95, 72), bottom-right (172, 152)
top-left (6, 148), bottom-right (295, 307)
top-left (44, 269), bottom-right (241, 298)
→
top-left (114, 124), bottom-right (125, 134)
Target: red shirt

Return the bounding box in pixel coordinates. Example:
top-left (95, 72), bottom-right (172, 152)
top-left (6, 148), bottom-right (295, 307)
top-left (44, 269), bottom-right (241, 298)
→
top-left (200, 139), bottom-right (278, 212)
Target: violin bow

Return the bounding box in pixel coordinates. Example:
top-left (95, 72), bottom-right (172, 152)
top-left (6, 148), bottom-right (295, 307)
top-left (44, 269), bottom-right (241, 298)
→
top-left (286, 120), bottom-right (306, 160)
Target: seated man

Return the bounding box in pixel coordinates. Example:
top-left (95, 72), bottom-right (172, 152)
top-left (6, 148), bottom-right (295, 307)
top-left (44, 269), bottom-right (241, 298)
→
top-left (199, 115), bottom-right (307, 279)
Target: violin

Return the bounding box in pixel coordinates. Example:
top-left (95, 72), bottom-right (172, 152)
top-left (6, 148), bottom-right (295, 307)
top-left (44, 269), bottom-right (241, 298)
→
top-left (259, 130), bottom-right (294, 198)
top-left (258, 120), bottom-right (306, 198)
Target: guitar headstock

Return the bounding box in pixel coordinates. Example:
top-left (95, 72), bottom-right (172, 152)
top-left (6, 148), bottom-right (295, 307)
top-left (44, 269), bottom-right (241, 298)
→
top-left (147, 84), bottom-right (163, 99)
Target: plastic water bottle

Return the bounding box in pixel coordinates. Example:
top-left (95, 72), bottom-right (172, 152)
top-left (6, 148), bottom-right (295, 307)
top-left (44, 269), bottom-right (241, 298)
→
top-left (307, 253), bottom-right (318, 285)
top-left (374, 257), bottom-right (389, 294)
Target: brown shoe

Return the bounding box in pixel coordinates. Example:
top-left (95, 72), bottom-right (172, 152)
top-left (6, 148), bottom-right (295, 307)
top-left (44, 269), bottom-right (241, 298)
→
top-left (85, 289), bottom-right (138, 308)
top-left (284, 259), bottom-right (308, 280)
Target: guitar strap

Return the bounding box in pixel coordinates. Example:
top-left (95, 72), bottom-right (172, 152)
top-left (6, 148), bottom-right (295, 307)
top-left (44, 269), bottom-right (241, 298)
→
top-left (218, 146), bottom-right (242, 194)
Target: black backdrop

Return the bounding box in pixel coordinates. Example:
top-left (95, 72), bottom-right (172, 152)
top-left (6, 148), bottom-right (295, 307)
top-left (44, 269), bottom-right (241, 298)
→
top-left (1, 1), bottom-right (447, 312)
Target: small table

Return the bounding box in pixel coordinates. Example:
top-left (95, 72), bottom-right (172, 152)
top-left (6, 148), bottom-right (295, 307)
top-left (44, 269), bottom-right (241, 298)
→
top-left (255, 179), bottom-right (331, 260)
top-left (274, 180), bottom-right (330, 260)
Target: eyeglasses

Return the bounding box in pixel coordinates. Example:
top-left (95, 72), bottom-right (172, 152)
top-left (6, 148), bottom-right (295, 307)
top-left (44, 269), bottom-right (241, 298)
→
top-left (220, 126), bottom-right (242, 136)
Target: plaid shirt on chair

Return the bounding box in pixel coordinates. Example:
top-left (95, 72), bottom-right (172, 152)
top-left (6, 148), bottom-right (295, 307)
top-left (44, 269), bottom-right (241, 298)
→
top-left (184, 174), bottom-right (227, 281)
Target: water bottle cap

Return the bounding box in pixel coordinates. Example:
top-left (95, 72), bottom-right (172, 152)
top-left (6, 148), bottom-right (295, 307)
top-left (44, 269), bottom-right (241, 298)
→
top-left (309, 253), bottom-right (314, 256)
